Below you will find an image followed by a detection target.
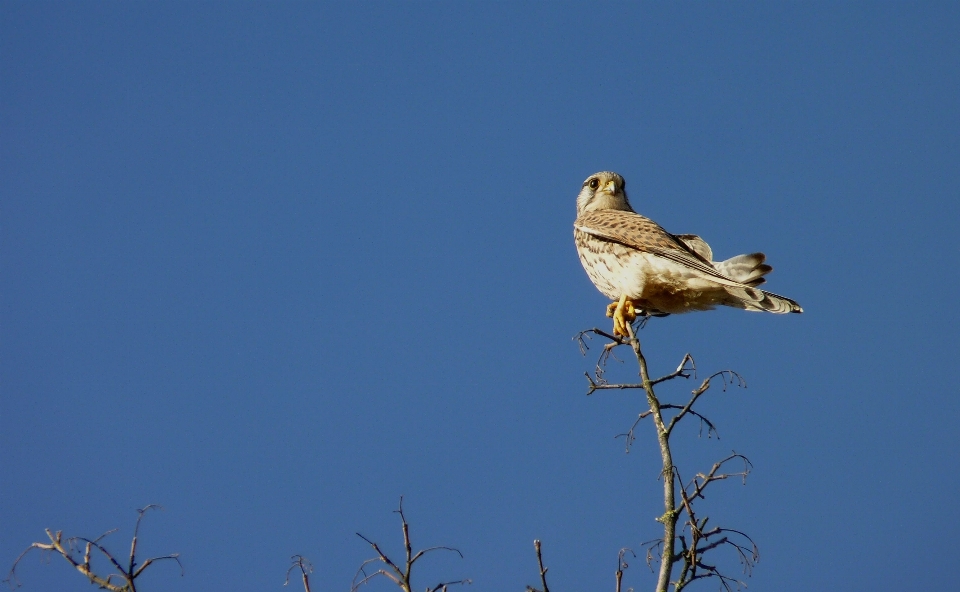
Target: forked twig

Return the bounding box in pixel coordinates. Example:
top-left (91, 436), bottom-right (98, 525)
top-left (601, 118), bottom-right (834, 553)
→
top-left (285, 555), bottom-right (313, 592)
top-left (614, 410), bottom-right (654, 452)
top-left (352, 498), bottom-right (469, 592)
top-left (5, 505), bottom-right (181, 592)
top-left (664, 370), bottom-right (744, 437)
top-left (525, 539), bottom-right (550, 592)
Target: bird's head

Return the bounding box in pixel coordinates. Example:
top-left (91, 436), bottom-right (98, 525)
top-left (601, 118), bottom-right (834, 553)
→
top-left (576, 171), bottom-right (632, 216)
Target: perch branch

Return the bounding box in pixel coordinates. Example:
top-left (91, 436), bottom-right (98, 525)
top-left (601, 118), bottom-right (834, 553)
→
top-left (623, 323), bottom-right (679, 592)
top-left (576, 320), bottom-right (759, 592)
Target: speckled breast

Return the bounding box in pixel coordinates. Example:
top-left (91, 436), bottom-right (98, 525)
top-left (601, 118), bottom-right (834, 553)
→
top-left (574, 228), bottom-right (648, 301)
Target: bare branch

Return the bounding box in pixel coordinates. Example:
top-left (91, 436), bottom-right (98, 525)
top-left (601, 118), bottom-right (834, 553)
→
top-left (679, 453), bottom-right (753, 508)
top-left (4, 507), bottom-right (179, 592)
top-left (577, 319), bottom-right (760, 592)
top-left (696, 527), bottom-right (759, 569)
top-left (284, 555), bottom-right (314, 592)
top-left (428, 579), bottom-right (471, 592)
top-left (664, 371), bottom-right (743, 437)
top-left (616, 547), bottom-right (636, 592)
top-left (89, 529), bottom-right (120, 545)
top-left (620, 323), bottom-right (681, 592)
top-left (587, 378), bottom-right (641, 394)
top-left (352, 557), bottom-right (395, 590)
top-left (614, 411), bottom-right (654, 452)
top-left (355, 533), bottom-right (405, 584)
top-left (575, 328), bottom-right (628, 349)
top-left (353, 499), bottom-right (467, 592)
top-left (73, 535), bottom-right (128, 578)
top-left (131, 554), bottom-right (182, 579)
top-left (670, 455), bottom-right (758, 591)
top-left (658, 404), bottom-right (719, 439)
top-left (574, 328), bottom-right (633, 383)
top-left (352, 568), bottom-right (401, 591)
top-left (525, 539), bottom-right (550, 592)
top-left (641, 539), bottom-right (663, 573)
top-left (129, 504), bottom-right (161, 580)
top-left (651, 354), bottom-right (696, 386)
top-left (397, 498), bottom-right (414, 577)
top-left (410, 546), bottom-right (464, 564)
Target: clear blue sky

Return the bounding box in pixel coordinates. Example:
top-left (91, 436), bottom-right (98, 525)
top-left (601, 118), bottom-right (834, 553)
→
top-left (3, 3), bottom-right (959, 591)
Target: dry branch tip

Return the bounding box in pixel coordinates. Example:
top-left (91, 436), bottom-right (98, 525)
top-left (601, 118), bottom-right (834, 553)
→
top-left (4, 505), bottom-right (180, 592)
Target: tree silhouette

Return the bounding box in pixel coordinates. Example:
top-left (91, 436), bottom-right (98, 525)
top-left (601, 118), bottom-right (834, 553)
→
top-left (5, 505), bottom-right (181, 592)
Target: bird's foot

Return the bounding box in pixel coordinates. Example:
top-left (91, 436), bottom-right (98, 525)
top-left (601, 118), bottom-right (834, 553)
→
top-left (606, 295), bottom-right (637, 337)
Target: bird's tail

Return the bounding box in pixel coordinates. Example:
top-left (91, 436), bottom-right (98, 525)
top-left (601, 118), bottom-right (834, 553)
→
top-left (755, 289), bottom-right (803, 313)
top-left (725, 285), bottom-right (803, 314)
top-left (714, 253), bottom-right (803, 313)
top-left (715, 253), bottom-right (773, 287)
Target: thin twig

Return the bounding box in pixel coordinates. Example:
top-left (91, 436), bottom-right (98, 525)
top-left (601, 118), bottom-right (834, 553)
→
top-left (616, 547), bottom-right (635, 592)
top-left (525, 539), bottom-right (550, 592)
top-left (285, 555), bottom-right (313, 592)
top-left (664, 371), bottom-right (743, 437)
top-left (614, 411), bottom-right (654, 452)
top-left (680, 453), bottom-right (753, 507)
top-left (651, 354), bottom-right (696, 386)
top-left (428, 579), bottom-right (471, 592)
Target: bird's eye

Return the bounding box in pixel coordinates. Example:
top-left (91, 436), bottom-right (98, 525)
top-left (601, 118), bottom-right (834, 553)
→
top-left (588, 178), bottom-right (600, 190)
top-left (620, 180), bottom-right (625, 191)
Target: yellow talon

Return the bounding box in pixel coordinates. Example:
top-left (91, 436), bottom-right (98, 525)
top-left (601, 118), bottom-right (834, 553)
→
top-left (609, 295), bottom-right (638, 337)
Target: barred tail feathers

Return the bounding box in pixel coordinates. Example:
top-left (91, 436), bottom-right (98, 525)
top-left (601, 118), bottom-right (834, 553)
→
top-left (715, 253), bottom-right (773, 287)
top-left (727, 285), bottom-right (803, 314)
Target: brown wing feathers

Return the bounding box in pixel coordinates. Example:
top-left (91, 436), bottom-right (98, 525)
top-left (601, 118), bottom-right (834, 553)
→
top-left (575, 210), bottom-right (746, 287)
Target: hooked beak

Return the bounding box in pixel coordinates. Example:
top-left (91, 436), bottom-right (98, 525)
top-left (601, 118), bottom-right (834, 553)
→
top-left (603, 180), bottom-right (618, 194)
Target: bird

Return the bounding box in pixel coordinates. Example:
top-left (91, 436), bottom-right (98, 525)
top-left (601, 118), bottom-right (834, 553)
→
top-left (573, 171), bottom-right (802, 336)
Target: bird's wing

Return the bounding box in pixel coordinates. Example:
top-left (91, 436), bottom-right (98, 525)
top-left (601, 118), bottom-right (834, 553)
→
top-left (673, 234), bottom-right (713, 262)
top-left (575, 210), bottom-right (745, 288)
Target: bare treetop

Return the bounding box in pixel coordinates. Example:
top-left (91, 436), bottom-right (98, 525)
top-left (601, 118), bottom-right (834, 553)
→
top-left (5, 505), bottom-right (181, 592)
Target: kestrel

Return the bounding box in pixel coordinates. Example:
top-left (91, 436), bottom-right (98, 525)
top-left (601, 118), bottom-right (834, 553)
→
top-left (574, 171), bottom-right (802, 336)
